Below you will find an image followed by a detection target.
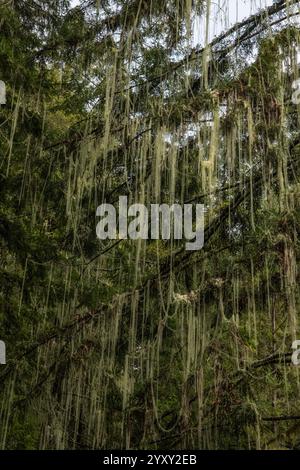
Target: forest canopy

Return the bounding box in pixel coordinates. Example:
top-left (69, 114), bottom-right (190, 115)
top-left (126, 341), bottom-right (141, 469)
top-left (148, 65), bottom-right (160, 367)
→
top-left (1, 0), bottom-right (300, 450)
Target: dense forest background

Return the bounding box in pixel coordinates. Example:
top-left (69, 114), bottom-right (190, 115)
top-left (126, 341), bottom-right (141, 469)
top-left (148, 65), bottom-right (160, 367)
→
top-left (1, 0), bottom-right (300, 450)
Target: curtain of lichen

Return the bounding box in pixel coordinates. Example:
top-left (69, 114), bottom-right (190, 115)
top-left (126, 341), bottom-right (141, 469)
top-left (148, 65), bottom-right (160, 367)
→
top-left (1, 0), bottom-right (300, 450)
